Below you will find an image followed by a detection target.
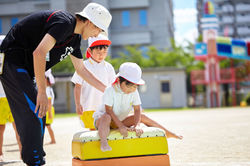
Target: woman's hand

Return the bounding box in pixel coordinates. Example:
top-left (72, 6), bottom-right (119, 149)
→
top-left (35, 92), bottom-right (48, 118)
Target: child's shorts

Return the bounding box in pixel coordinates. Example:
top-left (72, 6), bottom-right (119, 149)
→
top-left (0, 97), bottom-right (14, 124)
top-left (80, 110), bottom-right (95, 129)
top-left (46, 106), bottom-right (55, 125)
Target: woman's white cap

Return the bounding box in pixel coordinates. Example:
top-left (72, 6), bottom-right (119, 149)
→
top-left (117, 62), bottom-right (145, 85)
top-left (76, 3), bottom-right (112, 36)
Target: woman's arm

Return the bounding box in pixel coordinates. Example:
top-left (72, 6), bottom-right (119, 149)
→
top-left (70, 55), bottom-right (106, 92)
top-left (33, 33), bottom-right (56, 118)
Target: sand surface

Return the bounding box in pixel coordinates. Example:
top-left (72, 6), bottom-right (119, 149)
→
top-left (1, 107), bottom-right (250, 166)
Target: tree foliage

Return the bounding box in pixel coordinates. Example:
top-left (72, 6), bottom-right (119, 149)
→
top-left (107, 39), bottom-right (204, 74)
top-left (52, 56), bottom-right (75, 73)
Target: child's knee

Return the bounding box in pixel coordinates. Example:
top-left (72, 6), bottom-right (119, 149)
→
top-left (101, 113), bottom-right (111, 122)
top-left (141, 114), bottom-right (147, 119)
top-left (96, 114), bottom-right (111, 128)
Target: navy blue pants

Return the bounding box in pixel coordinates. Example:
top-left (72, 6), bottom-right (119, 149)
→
top-left (0, 61), bottom-right (46, 166)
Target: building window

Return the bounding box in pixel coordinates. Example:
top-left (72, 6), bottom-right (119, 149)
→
top-left (122, 11), bottom-right (130, 27)
top-left (0, 19), bottom-right (2, 34)
top-left (161, 82), bottom-right (170, 93)
top-left (11, 17), bottom-right (18, 27)
top-left (139, 10), bottom-right (147, 26)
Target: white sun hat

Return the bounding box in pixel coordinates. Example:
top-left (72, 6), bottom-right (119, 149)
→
top-left (76, 3), bottom-right (112, 36)
top-left (117, 62), bottom-right (145, 85)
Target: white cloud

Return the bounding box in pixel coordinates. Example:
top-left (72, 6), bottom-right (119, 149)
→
top-left (175, 27), bottom-right (198, 46)
top-left (174, 8), bottom-right (197, 24)
top-left (174, 8), bottom-right (198, 45)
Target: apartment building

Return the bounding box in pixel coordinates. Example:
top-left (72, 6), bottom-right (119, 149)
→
top-left (0, 0), bottom-right (174, 57)
top-left (197, 0), bottom-right (250, 40)
top-left (101, 0), bottom-right (174, 57)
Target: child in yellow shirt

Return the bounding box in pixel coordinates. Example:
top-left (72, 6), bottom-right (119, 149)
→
top-left (0, 81), bottom-right (21, 161)
top-left (45, 69), bottom-right (56, 144)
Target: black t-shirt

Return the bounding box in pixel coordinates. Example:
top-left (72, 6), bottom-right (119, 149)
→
top-left (0, 10), bottom-right (82, 77)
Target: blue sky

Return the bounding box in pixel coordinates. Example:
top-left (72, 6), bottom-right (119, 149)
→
top-left (173, 0), bottom-right (198, 45)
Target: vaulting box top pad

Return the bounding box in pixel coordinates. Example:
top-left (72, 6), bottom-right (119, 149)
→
top-left (72, 127), bottom-right (168, 160)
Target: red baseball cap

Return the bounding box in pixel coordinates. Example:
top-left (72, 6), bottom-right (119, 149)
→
top-left (86, 34), bottom-right (111, 58)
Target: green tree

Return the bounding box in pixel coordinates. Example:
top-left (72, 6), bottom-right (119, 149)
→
top-left (51, 56), bottom-right (75, 73)
top-left (108, 39), bottom-right (204, 73)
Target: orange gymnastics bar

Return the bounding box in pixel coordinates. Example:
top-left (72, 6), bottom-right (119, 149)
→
top-left (72, 154), bottom-right (170, 166)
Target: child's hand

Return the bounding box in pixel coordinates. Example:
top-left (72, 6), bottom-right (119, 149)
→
top-left (134, 128), bottom-right (143, 137)
top-left (76, 104), bottom-right (83, 115)
top-left (119, 125), bottom-right (128, 137)
top-left (129, 126), bottom-right (143, 137)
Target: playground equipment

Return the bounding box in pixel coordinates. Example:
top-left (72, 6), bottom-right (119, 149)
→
top-left (72, 127), bottom-right (170, 166)
top-left (192, 0), bottom-right (250, 107)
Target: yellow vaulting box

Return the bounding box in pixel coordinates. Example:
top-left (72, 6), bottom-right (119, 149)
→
top-left (72, 127), bottom-right (168, 160)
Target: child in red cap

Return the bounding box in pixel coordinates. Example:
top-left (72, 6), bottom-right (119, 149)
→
top-left (71, 34), bottom-right (116, 130)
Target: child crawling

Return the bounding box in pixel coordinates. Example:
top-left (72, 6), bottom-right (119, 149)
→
top-left (93, 62), bottom-right (183, 152)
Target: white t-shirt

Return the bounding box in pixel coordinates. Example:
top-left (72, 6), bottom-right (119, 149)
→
top-left (71, 58), bottom-right (116, 111)
top-left (0, 81), bottom-right (6, 98)
top-left (93, 84), bottom-right (142, 121)
top-left (0, 37), bottom-right (6, 98)
top-left (0, 36), bottom-right (5, 84)
top-left (46, 86), bottom-right (55, 105)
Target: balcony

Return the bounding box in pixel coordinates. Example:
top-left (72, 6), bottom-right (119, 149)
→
top-left (110, 29), bottom-right (151, 46)
top-left (220, 68), bottom-right (235, 83)
top-left (237, 27), bottom-right (250, 35)
top-left (236, 3), bottom-right (250, 12)
top-left (236, 14), bottom-right (250, 24)
top-left (190, 70), bottom-right (208, 85)
top-left (0, 0), bottom-right (49, 15)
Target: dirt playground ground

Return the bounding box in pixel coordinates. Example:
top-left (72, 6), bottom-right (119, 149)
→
top-left (0, 107), bottom-right (250, 166)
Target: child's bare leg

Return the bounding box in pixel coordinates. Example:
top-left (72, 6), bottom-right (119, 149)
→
top-left (46, 125), bottom-right (56, 144)
top-left (0, 125), bottom-right (5, 161)
top-left (12, 122), bottom-right (22, 158)
top-left (96, 113), bottom-right (112, 152)
top-left (141, 114), bottom-right (183, 139)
